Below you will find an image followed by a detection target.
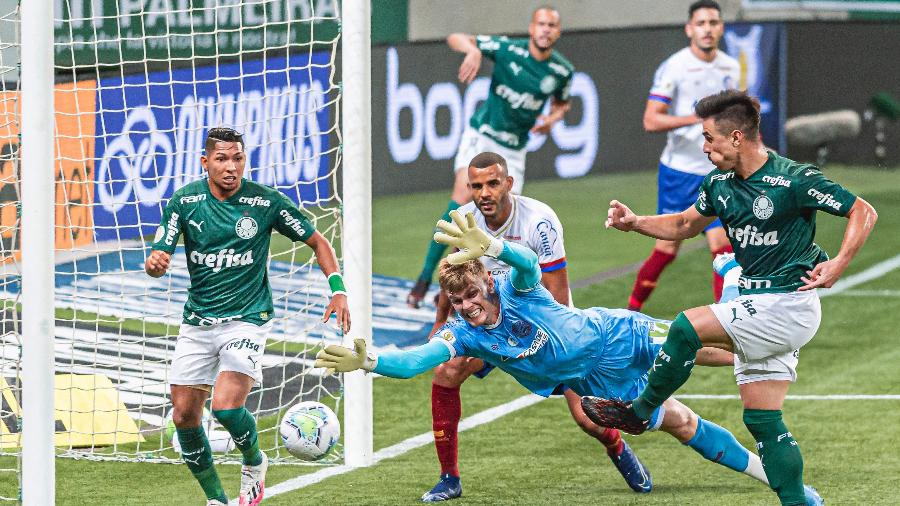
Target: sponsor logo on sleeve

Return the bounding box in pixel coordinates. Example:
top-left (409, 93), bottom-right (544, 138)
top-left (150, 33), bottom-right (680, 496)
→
top-left (164, 212), bottom-right (180, 245)
top-left (535, 220), bottom-right (558, 259)
top-left (807, 188), bottom-right (842, 211)
top-left (439, 329), bottom-right (456, 344)
top-left (697, 190), bottom-right (708, 211)
top-left (279, 209), bottom-right (308, 237)
top-left (548, 62), bottom-right (570, 77)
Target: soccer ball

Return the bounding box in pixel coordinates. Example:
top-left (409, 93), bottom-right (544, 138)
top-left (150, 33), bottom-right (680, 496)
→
top-left (279, 401), bottom-right (340, 461)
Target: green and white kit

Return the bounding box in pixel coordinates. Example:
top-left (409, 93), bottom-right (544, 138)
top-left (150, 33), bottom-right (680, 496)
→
top-left (695, 152), bottom-right (857, 383)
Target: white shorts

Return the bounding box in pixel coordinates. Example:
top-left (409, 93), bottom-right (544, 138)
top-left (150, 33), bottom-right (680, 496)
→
top-left (169, 320), bottom-right (272, 387)
top-left (710, 290), bottom-right (821, 385)
top-left (454, 126), bottom-right (527, 194)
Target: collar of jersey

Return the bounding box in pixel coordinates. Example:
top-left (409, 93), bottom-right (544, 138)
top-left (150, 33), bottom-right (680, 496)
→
top-left (485, 195), bottom-right (518, 239)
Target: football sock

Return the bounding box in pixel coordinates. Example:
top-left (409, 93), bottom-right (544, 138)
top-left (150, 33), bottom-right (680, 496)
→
top-left (628, 249), bottom-right (676, 310)
top-left (720, 265), bottom-right (742, 303)
top-left (685, 417), bottom-right (766, 482)
top-left (599, 427), bottom-right (624, 456)
top-left (711, 245), bottom-right (734, 302)
top-left (176, 426), bottom-right (227, 503)
top-left (632, 313), bottom-right (701, 420)
top-left (213, 407), bottom-right (263, 466)
top-left (744, 409), bottom-right (806, 506)
top-left (431, 383), bottom-right (462, 477)
top-left (418, 200), bottom-right (462, 282)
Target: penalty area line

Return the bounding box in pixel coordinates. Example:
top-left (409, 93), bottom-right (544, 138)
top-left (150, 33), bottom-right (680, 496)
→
top-left (257, 393), bottom-right (545, 502)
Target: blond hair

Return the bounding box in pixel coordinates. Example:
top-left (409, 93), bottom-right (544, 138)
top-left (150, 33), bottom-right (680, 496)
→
top-left (438, 259), bottom-right (486, 294)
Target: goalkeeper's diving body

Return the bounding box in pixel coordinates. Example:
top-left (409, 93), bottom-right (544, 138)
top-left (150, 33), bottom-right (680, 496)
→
top-left (317, 210), bottom-right (776, 493)
top-left (145, 127), bottom-right (350, 506)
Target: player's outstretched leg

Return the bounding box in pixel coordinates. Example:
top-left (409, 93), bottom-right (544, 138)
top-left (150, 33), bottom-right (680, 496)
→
top-left (713, 252), bottom-right (741, 303)
top-left (608, 440), bottom-right (653, 493)
top-left (744, 408), bottom-right (807, 506)
top-left (214, 407), bottom-right (267, 506)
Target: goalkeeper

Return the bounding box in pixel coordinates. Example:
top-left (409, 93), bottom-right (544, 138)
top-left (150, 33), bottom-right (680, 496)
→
top-left (145, 127), bottom-right (350, 506)
top-left (317, 210), bottom-right (821, 499)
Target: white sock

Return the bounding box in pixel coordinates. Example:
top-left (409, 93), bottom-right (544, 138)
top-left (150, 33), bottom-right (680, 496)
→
top-left (744, 453), bottom-right (769, 485)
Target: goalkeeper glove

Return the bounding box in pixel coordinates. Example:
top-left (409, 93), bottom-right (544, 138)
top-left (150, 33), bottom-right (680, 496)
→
top-left (433, 210), bottom-right (503, 264)
top-left (314, 338), bottom-right (377, 373)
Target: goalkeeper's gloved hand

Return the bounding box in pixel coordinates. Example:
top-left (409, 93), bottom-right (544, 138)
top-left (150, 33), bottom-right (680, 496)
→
top-left (314, 338), bottom-right (377, 373)
top-left (433, 210), bottom-right (503, 264)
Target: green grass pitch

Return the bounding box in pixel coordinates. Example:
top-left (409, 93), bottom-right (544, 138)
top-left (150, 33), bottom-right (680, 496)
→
top-left (31, 166), bottom-right (900, 504)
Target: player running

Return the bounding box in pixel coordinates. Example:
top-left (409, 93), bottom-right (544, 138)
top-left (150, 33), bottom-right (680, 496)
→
top-left (407, 6), bottom-right (574, 308)
top-left (586, 90), bottom-right (877, 506)
top-left (145, 127), bottom-right (350, 506)
top-left (421, 152), bottom-right (650, 501)
top-left (628, 0), bottom-right (739, 312)
top-left (316, 210), bottom-right (794, 498)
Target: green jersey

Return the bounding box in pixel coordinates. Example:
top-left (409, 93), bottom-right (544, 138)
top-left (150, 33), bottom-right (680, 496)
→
top-left (151, 178), bottom-right (315, 326)
top-left (470, 35), bottom-right (574, 150)
top-left (694, 152), bottom-right (857, 294)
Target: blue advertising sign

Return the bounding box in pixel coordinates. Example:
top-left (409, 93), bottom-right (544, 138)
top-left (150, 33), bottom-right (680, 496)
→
top-left (724, 23), bottom-right (787, 153)
top-left (93, 52), bottom-right (332, 241)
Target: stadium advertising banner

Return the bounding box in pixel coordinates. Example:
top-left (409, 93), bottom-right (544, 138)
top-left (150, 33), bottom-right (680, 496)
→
top-left (93, 52), bottom-right (332, 241)
top-left (54, 0), bottom-right (341, 66)
top-left (0, 82), bottom-right (97, 262)
top-left (724, 23), bottom-right (787, 153)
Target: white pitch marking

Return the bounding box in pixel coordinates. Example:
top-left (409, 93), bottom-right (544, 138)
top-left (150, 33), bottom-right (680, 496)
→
top-left (818, 253), bottom-right (900, 298)
top-left (252, 394), bottom-right (545, 503)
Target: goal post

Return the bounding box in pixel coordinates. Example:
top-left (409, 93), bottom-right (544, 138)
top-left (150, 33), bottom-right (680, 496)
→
top-left (341, 0), bottom-right (374, 468)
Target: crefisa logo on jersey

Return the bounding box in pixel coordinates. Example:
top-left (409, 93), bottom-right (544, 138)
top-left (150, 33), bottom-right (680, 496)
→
top-left (235, 216), bottom-right (258, 239)
top-left (752, 195), bottom-right (774, 219)
top-left (238, 196), bottom-right (271, 207)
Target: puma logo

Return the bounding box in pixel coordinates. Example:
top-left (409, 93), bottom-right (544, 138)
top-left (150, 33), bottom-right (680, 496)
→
top-left (247, 356), bottom-right (258, 369)
top-left (718, 195), bottom-right (730, 209)
top-left (188, 220), bottom-right (204, 232)
top-left (730, 307), bottom-right (742, 323)
top-left (182, 447), bottom-right (203, 466)
top-left (509, 62), bottom-right (522, 75)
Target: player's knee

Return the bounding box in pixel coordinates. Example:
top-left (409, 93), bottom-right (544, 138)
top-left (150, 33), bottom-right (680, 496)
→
top-left (433, 361), bottom-right (472, 387)
top-left (172, 407), bottom-right (202, 428)
top-left (668, 313), bottom-right (702, 350)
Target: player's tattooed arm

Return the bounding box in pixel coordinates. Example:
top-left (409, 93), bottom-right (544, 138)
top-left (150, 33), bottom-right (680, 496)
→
top-left (305, 231), bottom-right (351, 333)
top-left (145, 250), bottom-right (171, 278)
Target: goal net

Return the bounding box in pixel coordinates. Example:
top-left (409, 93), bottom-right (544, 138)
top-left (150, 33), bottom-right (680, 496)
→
top-left (0, 1), bottom-right (355, 493)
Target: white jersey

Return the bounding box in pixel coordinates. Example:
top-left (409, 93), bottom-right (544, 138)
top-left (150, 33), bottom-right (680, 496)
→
top-left (458, 195), bottom-right (567, 276)
top-left (649, 47), bottom-right (740, 175)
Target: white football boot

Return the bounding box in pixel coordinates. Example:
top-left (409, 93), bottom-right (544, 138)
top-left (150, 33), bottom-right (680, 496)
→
top-left (239, 452), bottom-right (269, 506)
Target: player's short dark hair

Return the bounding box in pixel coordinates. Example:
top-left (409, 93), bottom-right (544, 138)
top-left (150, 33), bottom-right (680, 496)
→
top-left (468, 151), bottom-right (508, 172)
top-left (533, 5), bottom-right (560, 20)
top-left (689, 0), bottom-right (721, 19)
top-left (439, 259), bottom-right (487, 294)
top-left (205, 127), bottom-right (244, 154)
top-left (695, 89), bottom-right (761, 139)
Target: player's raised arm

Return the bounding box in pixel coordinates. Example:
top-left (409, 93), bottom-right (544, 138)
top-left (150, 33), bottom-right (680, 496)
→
top-left (314, 337), bottom-right (453, 380)
top-left (434, 210), bottom-right (540, 290)
top-left (446, 33), bottom-right (481, 84)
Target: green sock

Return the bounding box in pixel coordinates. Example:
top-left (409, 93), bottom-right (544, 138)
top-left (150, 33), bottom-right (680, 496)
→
top-left (176, 426), bottom-right (227, 502)
top-left (632, 312), bottom-right (702, 419)
top-left (744, 409), bottom-right (806, 506)
top-left (418, 200), bottom-right (462, 281)
top-left (213, 407), bottom-right (263, 466)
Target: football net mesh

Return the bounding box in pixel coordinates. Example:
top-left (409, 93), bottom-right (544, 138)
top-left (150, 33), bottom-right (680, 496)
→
top-left (0, 0), bottom-right (346, 486)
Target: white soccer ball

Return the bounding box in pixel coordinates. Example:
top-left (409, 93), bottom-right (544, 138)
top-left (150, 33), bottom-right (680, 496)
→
top-left (279, 401), bottom-right (340, 461)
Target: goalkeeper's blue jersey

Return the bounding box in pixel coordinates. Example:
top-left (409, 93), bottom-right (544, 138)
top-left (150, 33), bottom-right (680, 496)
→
top-left (435, 274), bottom-right (669, 399)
